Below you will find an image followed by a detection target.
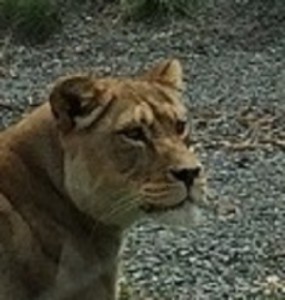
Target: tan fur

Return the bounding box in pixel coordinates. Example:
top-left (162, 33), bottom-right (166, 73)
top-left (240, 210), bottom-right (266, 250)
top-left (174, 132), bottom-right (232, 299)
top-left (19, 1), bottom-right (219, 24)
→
top-left (0, 59), bottom-right (207, 299)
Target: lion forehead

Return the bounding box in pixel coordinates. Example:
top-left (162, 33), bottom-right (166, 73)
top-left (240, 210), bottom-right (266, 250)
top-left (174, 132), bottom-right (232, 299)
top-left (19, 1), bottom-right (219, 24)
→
top-left (111, 80), bottom-right (187, 128)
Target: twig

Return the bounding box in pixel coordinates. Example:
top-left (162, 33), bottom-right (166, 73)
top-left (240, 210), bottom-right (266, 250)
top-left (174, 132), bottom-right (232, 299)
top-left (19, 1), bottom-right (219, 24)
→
top-left (261, 138), bottom-right (285, 151)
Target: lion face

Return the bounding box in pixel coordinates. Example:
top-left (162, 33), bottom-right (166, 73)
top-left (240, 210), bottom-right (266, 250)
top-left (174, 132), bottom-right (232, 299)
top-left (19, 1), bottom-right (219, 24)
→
top-left (49, 59), bottom-right (207, 227)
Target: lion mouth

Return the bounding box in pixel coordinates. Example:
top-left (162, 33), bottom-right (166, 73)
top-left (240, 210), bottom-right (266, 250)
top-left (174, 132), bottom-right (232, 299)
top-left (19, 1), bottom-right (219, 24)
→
top-left (140, 196), bottom-right (192, 213)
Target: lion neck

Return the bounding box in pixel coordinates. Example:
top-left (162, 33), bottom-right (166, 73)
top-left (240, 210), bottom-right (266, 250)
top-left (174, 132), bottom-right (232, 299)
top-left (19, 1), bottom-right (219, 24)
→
top-left (8, 103), bottom-right (64, 194)
top-left (5, 103), bottom-right (123, 255)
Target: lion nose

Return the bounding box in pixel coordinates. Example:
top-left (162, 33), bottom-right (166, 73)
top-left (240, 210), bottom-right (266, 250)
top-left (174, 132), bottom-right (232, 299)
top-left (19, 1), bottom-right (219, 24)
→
top-left (169, 166), bottom-right (201, 188)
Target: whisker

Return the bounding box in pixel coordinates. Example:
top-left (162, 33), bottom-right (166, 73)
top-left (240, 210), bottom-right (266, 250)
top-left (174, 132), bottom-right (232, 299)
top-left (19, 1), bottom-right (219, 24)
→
top-left (89, 194), bottom-right (142, 237)
top-left (141, 192), bottom-right (168, 198)
top-left (89, 199), bottom-right (139, 240)
top-left (101, 195), bottom-right (141, 222)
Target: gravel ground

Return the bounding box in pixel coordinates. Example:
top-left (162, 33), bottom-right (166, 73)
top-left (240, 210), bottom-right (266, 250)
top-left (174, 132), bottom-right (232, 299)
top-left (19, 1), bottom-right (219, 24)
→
top-left (1, 1), bottom-right (285, 299)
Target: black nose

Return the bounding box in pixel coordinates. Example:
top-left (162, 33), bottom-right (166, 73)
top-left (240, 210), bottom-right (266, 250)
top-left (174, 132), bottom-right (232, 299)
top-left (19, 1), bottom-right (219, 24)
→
top-left (170, 167), bottom-right (201, 188)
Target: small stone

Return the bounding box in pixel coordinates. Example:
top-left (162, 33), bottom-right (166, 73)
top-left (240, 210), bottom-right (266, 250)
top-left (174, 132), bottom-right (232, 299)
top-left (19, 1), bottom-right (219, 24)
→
top-left (75, 46), bottom-right (84, 53)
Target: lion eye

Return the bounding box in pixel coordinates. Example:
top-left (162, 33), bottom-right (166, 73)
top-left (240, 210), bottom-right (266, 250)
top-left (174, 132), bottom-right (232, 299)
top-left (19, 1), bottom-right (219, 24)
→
top-left (120, 127), bottom-right (146, 142)
top-left (176, 120), bottom-right (187, 135)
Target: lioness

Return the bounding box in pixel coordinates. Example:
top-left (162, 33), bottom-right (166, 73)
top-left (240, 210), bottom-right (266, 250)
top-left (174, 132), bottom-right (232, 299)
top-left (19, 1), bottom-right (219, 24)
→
top-left (0, 59), bottom-right (207, 299)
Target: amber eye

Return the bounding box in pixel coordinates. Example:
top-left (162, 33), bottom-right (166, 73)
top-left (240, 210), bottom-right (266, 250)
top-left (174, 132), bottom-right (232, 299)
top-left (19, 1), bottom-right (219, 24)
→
top-left (176, 120), bottom-right (187, 135)
top-left (120, 127), bottom-right (146, 142)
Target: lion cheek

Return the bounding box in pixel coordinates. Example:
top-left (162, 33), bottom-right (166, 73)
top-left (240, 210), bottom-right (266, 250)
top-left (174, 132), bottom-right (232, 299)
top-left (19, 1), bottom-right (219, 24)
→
top-left (64, 154), bottom-right (141, 227)
top-left (63, 155), bottom-right (103, 216)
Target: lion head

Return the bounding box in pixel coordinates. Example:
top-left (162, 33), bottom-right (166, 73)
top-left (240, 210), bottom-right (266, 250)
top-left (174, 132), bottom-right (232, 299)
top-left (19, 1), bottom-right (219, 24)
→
top-left (49, 59), bottom-right (207, 228)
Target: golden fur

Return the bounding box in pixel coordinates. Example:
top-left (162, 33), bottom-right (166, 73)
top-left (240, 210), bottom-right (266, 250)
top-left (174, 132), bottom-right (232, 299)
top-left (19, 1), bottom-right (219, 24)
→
top-left (0, 59), bottom-right (207, 299)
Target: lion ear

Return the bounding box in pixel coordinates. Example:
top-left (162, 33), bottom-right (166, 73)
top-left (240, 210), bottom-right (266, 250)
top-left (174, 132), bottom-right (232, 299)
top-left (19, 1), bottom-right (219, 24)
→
top-left (49, 75), bottom-right (113, 133)
top-left (143, 59), bottom-right (183, 90)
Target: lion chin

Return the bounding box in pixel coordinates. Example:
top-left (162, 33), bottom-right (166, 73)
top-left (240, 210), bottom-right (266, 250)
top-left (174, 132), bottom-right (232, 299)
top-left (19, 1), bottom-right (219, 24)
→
top-left (140, 191), bottom-right (208, 228)
top-left (153, 202), bottom-right (205, 228)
